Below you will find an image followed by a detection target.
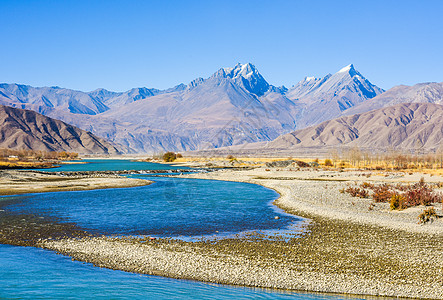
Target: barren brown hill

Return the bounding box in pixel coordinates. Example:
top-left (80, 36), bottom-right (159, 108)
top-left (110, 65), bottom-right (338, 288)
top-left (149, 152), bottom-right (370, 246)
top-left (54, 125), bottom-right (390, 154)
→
top-left (266, 103), bottom-right (443, 151)
top-left (0, 105), bottom-right (120, 154)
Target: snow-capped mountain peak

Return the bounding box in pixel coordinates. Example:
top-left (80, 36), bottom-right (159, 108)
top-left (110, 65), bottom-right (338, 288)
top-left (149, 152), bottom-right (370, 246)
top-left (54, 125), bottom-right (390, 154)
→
top-left (337, 64), bottom-right (354, 73)
top-left (213, 63), bottom-right (270, 96)
top-left (321, 64), bottom-right (383, 100)
top-left (335, 63), bottom-right (361, 78)
top-left (225, 63), bottom-right (257, 78)
top-left (285, 64), bottom-right (384, 127)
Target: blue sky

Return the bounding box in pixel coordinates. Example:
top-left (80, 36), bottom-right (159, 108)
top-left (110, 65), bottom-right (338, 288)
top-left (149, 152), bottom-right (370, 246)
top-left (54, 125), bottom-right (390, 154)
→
top-left (0, 0), bottom-right (441, 92)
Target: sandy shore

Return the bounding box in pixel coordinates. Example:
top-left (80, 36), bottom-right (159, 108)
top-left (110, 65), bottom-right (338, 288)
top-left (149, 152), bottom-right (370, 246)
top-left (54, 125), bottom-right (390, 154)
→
top-left (39, 168), bottom-right (443, 299)
top-left (0, 170), bottom-right (151, 196)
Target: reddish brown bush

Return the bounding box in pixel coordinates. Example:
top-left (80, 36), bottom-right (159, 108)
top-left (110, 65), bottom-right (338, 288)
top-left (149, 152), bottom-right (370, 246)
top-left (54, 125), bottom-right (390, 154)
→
top-left (404, 186), bottom-right (442, 207)
top-left (342, 178), bottom-right (443, 210)
top-left (372, 184), bottom-right (395, 203)
top-left (345, 187), bottom-right (369, 198)
top-left (394, 183), bottom-right (410, 192)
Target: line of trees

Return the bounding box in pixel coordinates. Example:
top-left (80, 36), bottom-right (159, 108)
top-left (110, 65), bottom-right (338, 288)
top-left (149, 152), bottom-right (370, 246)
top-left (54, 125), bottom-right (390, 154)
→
top-left (326, 146), bottom-right (443, 170)
top-left (0, 149), bottom-right (79, 161)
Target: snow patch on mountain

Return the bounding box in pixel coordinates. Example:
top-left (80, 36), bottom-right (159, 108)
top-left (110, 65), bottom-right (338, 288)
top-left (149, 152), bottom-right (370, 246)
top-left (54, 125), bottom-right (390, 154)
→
top-left (338, 64), bottom-right (353, 73)
top-left (215, 63), bottom-right (270, 96)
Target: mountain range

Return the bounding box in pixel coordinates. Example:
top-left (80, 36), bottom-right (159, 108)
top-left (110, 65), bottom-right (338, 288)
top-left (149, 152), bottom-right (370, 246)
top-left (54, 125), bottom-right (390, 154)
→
top-left (0, 63), bottom-right (388, 153)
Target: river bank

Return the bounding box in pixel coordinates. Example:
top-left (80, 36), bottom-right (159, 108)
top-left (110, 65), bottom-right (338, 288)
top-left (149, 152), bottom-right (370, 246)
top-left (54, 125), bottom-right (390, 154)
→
top-left (39, 168), bottom-right (443, 299)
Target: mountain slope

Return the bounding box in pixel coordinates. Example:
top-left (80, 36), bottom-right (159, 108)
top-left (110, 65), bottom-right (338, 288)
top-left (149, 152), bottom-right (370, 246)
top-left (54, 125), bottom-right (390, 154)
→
top-left (287, 64), bottom-right (384, 128)
top-left (266, 103), bottom-right (443, 151)
top-left (0, 105), bottom-right (119, 154)
top-left (344, 82), bottom-right (443, 116)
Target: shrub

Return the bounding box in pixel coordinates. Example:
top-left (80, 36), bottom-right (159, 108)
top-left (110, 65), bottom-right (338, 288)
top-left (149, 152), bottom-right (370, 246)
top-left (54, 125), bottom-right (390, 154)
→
top-left (69, 152), bottom-right (79, 159)
top-left (324, 159), bottom-right (333, 167)
top-left (345, 187), bottom-right (369, 198)
top-left (341, 179), bottom-right (443, 210)
top-left (176, 153), bottom-right (183, 158)
top-left (394, 183), bottom-right (409, 192)
top-left (418, 207), bottom-right (438, 224)
top-left (372, 184), bottom-right (395, 203)
top-left (295, 160), bottom-right (310, 168)
top-left (404, 186), bottom-right (442, 207)
top-left (390, 194), bottom-right (406, 210)
top-left (162, 152), bottom-right (177, 162)
top-left (361, 182), bottom-right (374, 189)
